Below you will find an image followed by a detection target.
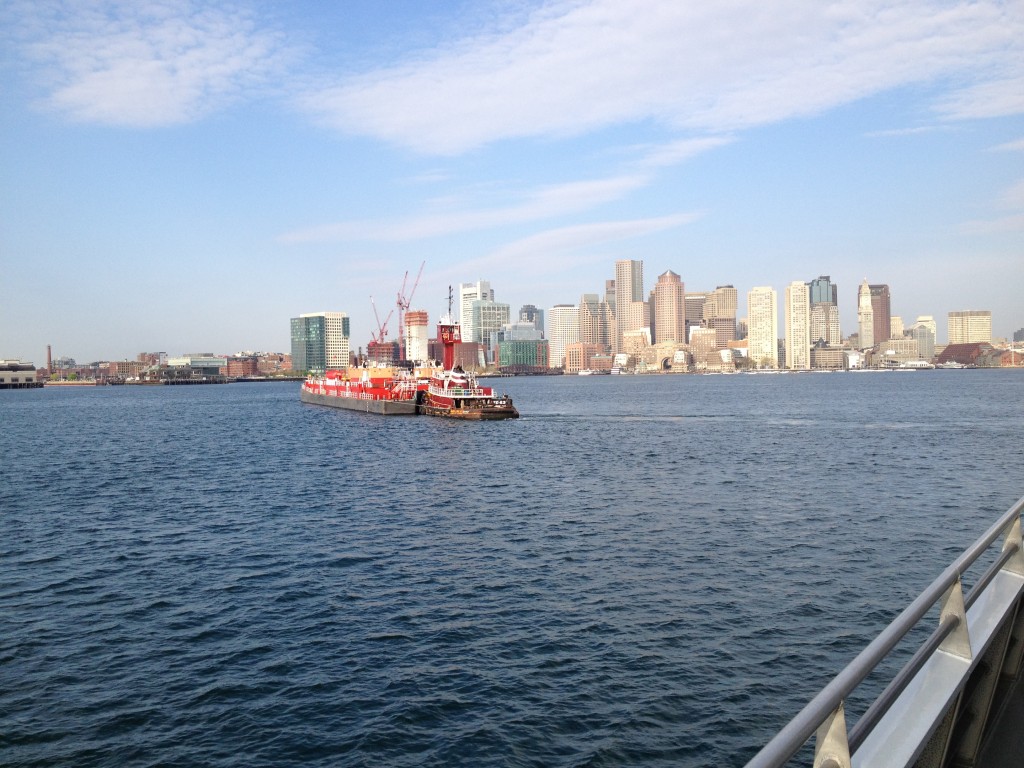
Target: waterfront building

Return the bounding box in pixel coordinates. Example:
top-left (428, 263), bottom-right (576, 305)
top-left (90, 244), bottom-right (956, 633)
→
top-left (877, 337), bottom-right (922, 367)
top-left (653, 271), bottom-right (686, 344)
top-left (0, 360), bottom-right (42, 388)
top-left (579, 293), bottom-right (613, 349)
top-left (857, 281), bottom-right (875, 349)
top-left (168, 354), bottom-right (229, 375)
top-left (948, 310), bottom-right (992, 344)
top-left (688, 327), bottom-right (718, 370)
top-left (518, 305), bottom-right (544, 336)
top-left (810, 343), bottom-right (846, 370)
top-left (565, 343), bottom-right (612, 374)
top-left (459, 280), bottom-right (494, 343)
top-left (870, 284), bottom-right (892, 345)
top-left (747, 286), bottom-right (779, 369)
top-left (498, 339), bottom-right (549, 373)
top-left (784, 281), bottom-right (811, 370)
top-left (614, 260), bottom-right (648, 354)
top-left (547, 304), bottom-right (580, 369)
top-left (109, 360), bottom-right (146, 378)
top-left (405, 310), bottom-right (429, 362)
top-left (909, 320), bottom-right (936, 360)
top-left (226, 356), bottom-right (259, 378)
top-left (290, 312), bottom-right (350, 374)
top-left (1015, 328), bottom-right (1024, 343)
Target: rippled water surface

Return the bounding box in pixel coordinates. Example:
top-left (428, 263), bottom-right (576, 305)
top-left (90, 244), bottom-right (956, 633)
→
top-left (3, 372), bottom-right (1023, 767)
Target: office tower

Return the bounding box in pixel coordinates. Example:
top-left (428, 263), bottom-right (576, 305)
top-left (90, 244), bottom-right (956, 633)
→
top-left (459, 280), bottom-right (494, 342)
top-left (614, 260), bottom-right (648, 354)
top-left (689, 326), bottom-right (718, 367)
top-left (703, 285), bottom-right (738, 348)
top-left (405, 310), bottom-right (429, 362)
top-left (547, 304), bottom-right (580, 368)
top-left (579, 293), bottom-right (613, 349)
top-left (947, 311), bottom-right (993, 344)
top-left (290, 312), bottom-right (350, 374)
top-left (684, 292), bottom-right (707, 345)
top-left (909, 321), bottom-right (936, 360)
top-left (784, 281), bottom-right (811, 370)
top-left (891, 316), bottom-right (904, 338)
top-left (810, 303), bottom-right (841, 345)
top-left (870, 284), bottom-right (891, 344)
top-left (653, 271), bottom-right (686, 344)
top-left (808, 275), bottom-right (839, 305)
top-left (914, 315), bottom-right (937, 340)
top-left (471, 300), bottom-right (511, 360)
top-left (519, 305), bottom-right (544, 336)
top-left (857, 281), bottom-right (874, 349)
top-left (747, 287), bottom-right (779, 368)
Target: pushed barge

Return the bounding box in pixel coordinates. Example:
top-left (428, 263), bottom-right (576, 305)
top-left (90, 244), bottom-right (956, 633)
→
top-left (299, 315), bottom-right (518, 420)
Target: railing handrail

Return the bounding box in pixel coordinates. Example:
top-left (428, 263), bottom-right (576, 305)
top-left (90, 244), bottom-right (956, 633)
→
top-left (744, 494), bottom-right (1024, 768)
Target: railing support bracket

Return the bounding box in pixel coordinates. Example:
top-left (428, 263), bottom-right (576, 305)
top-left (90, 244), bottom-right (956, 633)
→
top-left (813, 702), bottom-right (851, 768)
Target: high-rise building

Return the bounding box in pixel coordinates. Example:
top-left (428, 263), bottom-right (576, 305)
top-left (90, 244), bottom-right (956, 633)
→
top-left (653, 271), bottom-right (686, 344)
top-left (518, 305), bottom-right (544, 336)
top-left (579, 293), bottom-right (613, 349)
top-left (810, 302), bottom-right (841, 345)
top-left (808, 275), bottom-right (838, 305)
top-left (857, 281), bottom-right (874, 349)
top-left (703, 285), bottom-right (738, 348)
top-left (459, 280), bottom-right (494, 342)
top-left (747, 286), bottom-right (778, 369)
top-left (405, 310), bottom-right (429, 362)
top-left (614, 260), bottom-right (648, 354)
top-left (684, 292), bottom-right (707, 344)
top-left (870, 284), bottom-right (891, 344)
top-left (947, 310), bottom-right (992, 344)
top-left (547, 304), bottom-right (580, 369)
top-left (784, 281), bottom-right (811, 370)
top-left (290, 312), bottom-right (350, 374)
top-left (891, 316), bottom-right (904, 339)
top-left (471, 300), bottom-right (511, 360)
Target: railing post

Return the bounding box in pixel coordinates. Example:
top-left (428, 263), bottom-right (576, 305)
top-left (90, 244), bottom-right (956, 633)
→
top-left (813, 703), bottom-right (851, 768)
top-left (1000, 515), bottom-right (1024, 576)
top-left (938, 577), bottom-right (972, 660)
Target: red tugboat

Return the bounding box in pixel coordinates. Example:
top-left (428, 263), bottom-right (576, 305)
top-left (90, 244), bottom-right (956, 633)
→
top-left (418, 316), bottom-right (519, 420)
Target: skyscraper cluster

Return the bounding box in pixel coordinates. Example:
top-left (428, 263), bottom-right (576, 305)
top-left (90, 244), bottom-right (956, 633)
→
top-left (288, 263), bottom-right (1000, 372)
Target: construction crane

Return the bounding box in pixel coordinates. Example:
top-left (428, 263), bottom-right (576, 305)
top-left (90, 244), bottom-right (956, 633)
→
top-left (396, 261), bottom-right (425, 361)
top-left (369, 296), bottom-right (393, 345)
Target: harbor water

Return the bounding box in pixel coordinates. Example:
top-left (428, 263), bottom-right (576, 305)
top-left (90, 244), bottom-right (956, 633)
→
top-left (3, 371), bottom-right (1023, 767)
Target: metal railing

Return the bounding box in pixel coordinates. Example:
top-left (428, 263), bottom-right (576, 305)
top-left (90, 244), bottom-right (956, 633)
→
top-left (745, 495), bottom-right (1024, 768)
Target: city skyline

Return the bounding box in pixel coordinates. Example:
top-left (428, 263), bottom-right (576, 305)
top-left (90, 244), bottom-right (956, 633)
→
top-left (2, 1), bottom-right (1022, 362)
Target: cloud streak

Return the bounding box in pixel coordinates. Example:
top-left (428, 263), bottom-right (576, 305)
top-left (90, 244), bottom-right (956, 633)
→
top-left (300, 0), bottom-right (1024, 155)
top-left (279, 174), bottom-right (652, 243)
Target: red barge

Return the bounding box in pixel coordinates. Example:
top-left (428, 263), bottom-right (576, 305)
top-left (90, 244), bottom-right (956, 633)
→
top-left (299, 316), bottom-right (518, 419)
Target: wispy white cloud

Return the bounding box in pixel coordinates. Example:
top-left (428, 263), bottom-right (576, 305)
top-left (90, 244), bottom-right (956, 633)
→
top-left (991, 138), bottom-right (1024, 152)
top-left (279, 173), bottom-right (651, 243)
top-left (865, 126), bottom-right (943, 138)
top-left (17, 0), bottom-right (288, 126)
top-left (298, 0), bottom-right (1024, 155)
top-left (477, 212), bottom-right (704, 269)
top-left (961, 178), bottom-right (1024, 233)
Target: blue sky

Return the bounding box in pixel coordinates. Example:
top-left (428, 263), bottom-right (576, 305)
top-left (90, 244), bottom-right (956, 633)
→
top-left (1, 0), bottom-right (1022, 363)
